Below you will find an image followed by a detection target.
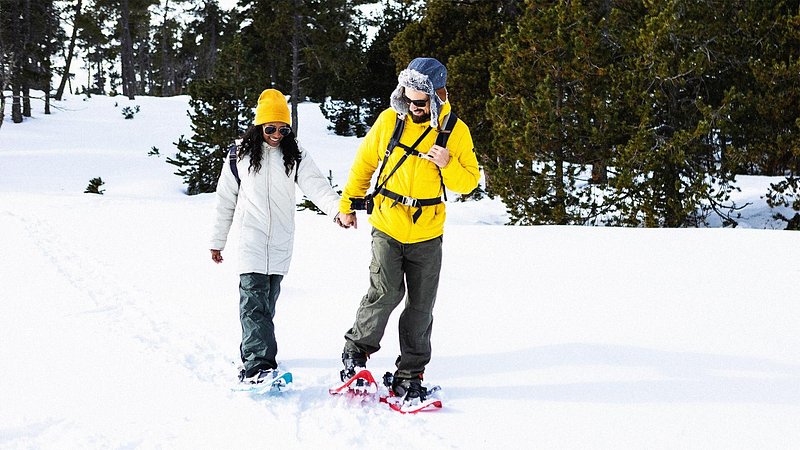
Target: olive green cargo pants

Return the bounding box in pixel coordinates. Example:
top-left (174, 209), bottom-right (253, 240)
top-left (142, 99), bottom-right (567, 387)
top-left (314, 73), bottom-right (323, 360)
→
top-left (239, 273), bottom-right (283, 376)
top-left (344, 228), bottom-right (443, 379)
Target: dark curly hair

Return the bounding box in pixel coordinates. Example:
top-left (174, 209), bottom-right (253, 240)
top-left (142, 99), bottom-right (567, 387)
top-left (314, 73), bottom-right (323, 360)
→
top-left (238, 125), bottom-right (301, 177)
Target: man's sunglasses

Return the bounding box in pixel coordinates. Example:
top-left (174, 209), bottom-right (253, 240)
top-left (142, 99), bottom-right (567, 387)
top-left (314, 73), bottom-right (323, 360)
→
top-left (403, 95), bottom-right (429, 107)
top-left (263, 125), bottom-right (292, 136)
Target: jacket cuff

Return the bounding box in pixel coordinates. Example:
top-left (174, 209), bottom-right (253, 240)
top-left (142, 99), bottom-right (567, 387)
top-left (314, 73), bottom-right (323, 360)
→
top-left (339, 198), bottom-right (354, 214)
top-left (209, 239), bottom-right (227, 251)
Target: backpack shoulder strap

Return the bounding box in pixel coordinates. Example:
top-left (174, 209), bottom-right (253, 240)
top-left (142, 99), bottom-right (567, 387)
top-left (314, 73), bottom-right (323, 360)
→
top-left (370, 112), bottom-right (456, 201)
top-left (228, 144), bottom-right (240, 186)
top-left (368, 114), bottom-right (405, 198)
top-left (387, 113), bottom-right (405, 156)
top-left (435, 112), bottom-right (457, 148)
top-left (433, 112), bottom-right (458, 201)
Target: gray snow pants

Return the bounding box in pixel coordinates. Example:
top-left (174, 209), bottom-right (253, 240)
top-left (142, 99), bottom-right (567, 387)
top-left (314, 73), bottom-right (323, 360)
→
top-left (239, 272), bottom-right (283, 376)
top-left (344, 228), bottom-right (443, 379)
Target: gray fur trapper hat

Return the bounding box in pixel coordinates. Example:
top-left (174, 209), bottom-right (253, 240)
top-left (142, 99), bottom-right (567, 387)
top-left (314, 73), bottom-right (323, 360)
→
top-left (390, 57), bottom-right (448, 128)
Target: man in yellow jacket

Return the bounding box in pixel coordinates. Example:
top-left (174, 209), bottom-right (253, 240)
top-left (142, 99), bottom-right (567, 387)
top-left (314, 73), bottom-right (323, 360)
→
top-left (336, 57), bottom-right (480, 405)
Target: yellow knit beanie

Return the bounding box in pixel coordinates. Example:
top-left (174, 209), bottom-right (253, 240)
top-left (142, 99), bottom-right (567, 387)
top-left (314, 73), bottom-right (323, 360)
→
top-left (254, 89), bottom-right (291, 126)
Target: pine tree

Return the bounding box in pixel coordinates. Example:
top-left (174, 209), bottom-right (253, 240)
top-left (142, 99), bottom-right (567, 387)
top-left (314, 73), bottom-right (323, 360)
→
top-left (54, 0), bottom-right (82, 100)
top-left (3, 0), bottom-right (19, 122)
top-left (181, 1), bottom-right (228, 84)
top-left (76, 3), bottom-right (117, 95)
top-left (314, 1), bottom-right (371, 137)
top-left (0, 0), bottom-right (6, 128)
top-left (604, 0), bottom-right (747, 227)
top-left (167, 36), bottom-right (250, 195)
top-left (359, 0), bottom-right (421, 127)
top-left (719, 2), bottom-right (800, 226)
top-left (488, 0), bottom-right (616, 224)
top-left (390, 0), bottom-right (516, 195)
top-left (1, 0), bottom-right (60, 122)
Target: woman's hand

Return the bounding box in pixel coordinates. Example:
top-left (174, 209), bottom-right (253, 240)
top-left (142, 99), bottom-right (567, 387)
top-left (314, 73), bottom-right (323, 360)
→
top-left (210, 249), bottom-right (223, 264)
top-left (335, 212), bottom-right (357, 229)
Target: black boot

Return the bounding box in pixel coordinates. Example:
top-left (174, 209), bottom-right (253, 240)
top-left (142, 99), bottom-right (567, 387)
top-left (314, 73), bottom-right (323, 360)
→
top-left (340, 351), bottom-right (367, 382)
top-left (391, 375), bottom-right (427, 403)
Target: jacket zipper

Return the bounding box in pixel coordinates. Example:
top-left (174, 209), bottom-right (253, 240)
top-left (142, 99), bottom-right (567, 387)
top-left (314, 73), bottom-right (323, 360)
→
top-left (265, 145), bottom-right (272, 272)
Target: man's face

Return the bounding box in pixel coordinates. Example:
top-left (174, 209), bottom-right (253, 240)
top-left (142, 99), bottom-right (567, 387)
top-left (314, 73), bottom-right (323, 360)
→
top-left (404, 88), bottom-right (431, 124)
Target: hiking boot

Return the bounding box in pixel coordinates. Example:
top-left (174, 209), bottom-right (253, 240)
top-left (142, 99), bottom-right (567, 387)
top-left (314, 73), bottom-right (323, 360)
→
top-left (391, 376), bottom-right (427, 403)
top-left (340, 351), bottom-right (368, 382)
top-left (239, 367), bottom-right (277, 384)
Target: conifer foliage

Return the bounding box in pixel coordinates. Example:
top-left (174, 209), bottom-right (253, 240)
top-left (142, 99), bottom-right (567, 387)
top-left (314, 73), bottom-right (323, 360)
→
top-left (2, 0), bottom-right (798, 225)
top-left (489, 0), bottom-right (613, 224)
top-left (391, 0), bottom-right (516, 200)
top-left (167, 37), bottom-right (250, 195)
top-left (488, 0), bottom-right (800, 227)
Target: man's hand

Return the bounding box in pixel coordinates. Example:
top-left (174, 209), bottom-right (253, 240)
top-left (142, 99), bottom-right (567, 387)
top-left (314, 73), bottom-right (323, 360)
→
top-left (210, 249), bottom-right (223, 264)
top-left (335, 212), bottom-right (358, 229)
top-left (426, 144), bottom-right (450, 168)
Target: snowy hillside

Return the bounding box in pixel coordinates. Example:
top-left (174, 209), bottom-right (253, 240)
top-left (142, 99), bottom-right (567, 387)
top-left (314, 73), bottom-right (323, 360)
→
top-left (1, 94), bottom-right (799, 449)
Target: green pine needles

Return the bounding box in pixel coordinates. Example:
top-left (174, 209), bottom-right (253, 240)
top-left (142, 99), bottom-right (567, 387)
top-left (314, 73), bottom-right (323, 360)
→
top-left (84, 177), bottom-right (105, 195)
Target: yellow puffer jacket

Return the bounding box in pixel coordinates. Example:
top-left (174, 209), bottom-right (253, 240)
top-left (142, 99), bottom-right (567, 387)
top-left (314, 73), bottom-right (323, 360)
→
top-left (340, 102), bottom-right (480, 243)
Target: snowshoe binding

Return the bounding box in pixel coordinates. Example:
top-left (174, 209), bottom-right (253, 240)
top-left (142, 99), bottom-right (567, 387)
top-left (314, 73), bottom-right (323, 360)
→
top-left (380, 372), bottom-right (443, 414)
top-left (329, 351), bottom-right (377, 396)
top-left (233, 367), bottom-right (293, 394)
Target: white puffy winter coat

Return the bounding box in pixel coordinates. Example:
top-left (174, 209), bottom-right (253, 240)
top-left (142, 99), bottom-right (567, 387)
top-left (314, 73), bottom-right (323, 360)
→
top-left (210, 142), bottom-right (340, 275)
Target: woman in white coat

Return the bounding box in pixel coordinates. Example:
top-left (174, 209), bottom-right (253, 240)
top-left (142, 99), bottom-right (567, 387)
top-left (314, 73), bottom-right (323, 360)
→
top-left (210, 88), bottom-right (349, 384)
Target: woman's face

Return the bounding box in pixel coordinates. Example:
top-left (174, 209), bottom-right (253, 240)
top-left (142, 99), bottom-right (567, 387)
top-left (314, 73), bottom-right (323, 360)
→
top-left (261, 122), bottom-right (291, 146)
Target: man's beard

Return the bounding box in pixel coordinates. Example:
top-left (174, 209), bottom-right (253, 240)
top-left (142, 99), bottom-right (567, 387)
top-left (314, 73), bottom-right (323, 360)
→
top-left (410, 111), bottom-right (431, 124)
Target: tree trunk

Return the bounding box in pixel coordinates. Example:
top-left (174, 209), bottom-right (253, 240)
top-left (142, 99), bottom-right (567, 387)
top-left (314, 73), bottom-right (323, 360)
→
top-left (590, 159), bottom-right (608, 184)
top-left (120, 0), bottom-right (137, 99)
top-left (21, 0), bottom-right (31, 117)
top-left (555, 157), bottom-right (566, 224)
top-left (0, 84), bottom-right (4, 130)
top-left (205, 2), bottom-right (217, 78)
top-left (290, 3), bottom-right (301, 135)
top-left (85, 59), bottom-right (91, 96)
top-left (0, 1), bottom-right (4, 130)
top-left (44, 59), bottom-right (51, 114)
top-left (22, 83), bottom-right (31, 117)
top-left (136, 39), bottom-right (151, 94)
top-left (55, 0), bottom-right (82, 101)
top-left (12, 83), bottom-right (22, 123)
top-left (160, 0), bottom-right (173, 96)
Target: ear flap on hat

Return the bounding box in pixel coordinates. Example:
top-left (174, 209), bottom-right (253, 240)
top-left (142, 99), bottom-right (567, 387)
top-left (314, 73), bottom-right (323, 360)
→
top-left (390, 85), bottom-right (409, 116)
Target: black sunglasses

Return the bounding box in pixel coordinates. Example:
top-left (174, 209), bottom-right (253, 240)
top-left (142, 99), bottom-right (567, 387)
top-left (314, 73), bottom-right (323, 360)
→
top-left (403, 94), bottom-right (429, 107)
top-left (263, 125), bottom-right (292, 136)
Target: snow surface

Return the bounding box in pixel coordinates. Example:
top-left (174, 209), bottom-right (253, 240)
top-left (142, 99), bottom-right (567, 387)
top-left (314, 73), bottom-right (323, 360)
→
top-left (1, 93), bottom-right (799, 449)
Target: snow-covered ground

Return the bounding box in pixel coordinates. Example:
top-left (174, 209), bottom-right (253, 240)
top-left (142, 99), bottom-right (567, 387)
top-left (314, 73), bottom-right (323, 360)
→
top-left (1, 93), bottom-right (799, 449)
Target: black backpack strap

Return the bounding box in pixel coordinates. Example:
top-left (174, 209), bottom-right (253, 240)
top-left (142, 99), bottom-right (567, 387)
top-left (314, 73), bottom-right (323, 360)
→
top-left (433, 112), bottom-right (458, 201)
top-left (378, 187), bottom-right (442, 223)
top-left (364, 111), bottom-right (458, 215)
top-left (228, 144), bottom-right (240, 186)
top-left (387, 114), bottom-right (405, 157)
top-left (435, 112), bottom-right (457, 148)
top-left (370, 114), bottom-right (405, 197)
top-left (373, 125), bottom-right (433, 197)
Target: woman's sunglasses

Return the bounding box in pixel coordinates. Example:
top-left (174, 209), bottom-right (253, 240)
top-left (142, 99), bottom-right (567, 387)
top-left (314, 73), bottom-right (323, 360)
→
top-left (263, 125), bottom-right (292, 136)
top-left (403, 95), bottom-right (429, 108)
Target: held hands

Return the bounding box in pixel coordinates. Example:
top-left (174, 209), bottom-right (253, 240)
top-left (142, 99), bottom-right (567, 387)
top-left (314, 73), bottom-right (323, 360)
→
top-left (335, 212), bottom-right (357, 229)
top-left (424, 145), bottom-right (450, 168)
